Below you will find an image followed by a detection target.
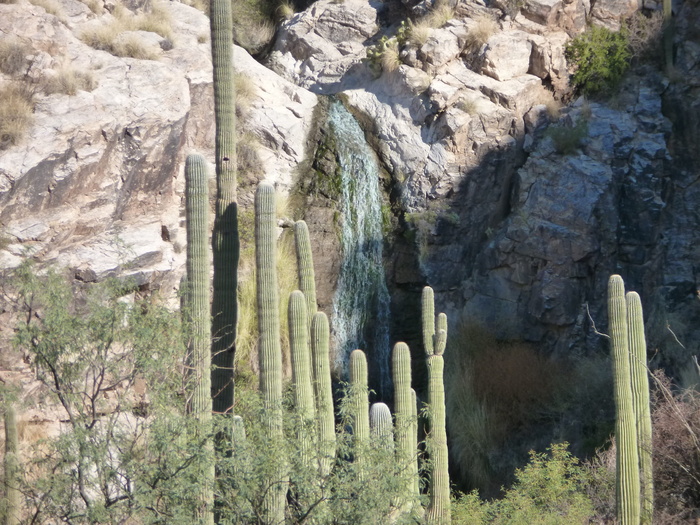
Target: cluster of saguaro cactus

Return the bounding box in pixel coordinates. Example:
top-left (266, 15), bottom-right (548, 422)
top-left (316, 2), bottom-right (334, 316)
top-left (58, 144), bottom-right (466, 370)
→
top-left (608, 275), bottom-right (653, 525)
top-left (242, 181), bottom-right (451, 523)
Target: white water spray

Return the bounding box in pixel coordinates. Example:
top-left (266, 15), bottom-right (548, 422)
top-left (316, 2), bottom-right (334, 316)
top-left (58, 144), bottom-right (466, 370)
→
top-left (328, 100), bottom-right (392, 397)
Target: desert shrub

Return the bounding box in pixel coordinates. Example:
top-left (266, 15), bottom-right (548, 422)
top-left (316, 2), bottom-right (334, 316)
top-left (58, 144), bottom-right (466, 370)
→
top-left (0, 39), bottom-right (31, 76)
top-left (565, 24), bottom-right (630, 95)
top-left (624, 11), bottom-right (664, 63)
top-left (231, 0), bottom-right (280, 54)
top-left (651, 371), bottom-right (700, 522)
top-left (546, 118), bottom-right (588, 155)
top-left (424, 0), bottom-right (455, 28)
top-left (407, 20), bottom-right (432, 47)
top-left (452, 443), bottom-right (595, 524)
top-left (0, 83), bottom-right (34, 149)
top-left (445, 322), bottom-right (572, 495)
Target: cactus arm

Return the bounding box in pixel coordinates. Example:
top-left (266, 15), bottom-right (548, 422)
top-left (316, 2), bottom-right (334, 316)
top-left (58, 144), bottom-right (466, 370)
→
top-left (294, 221), bottom-right (318, 321)
top-left (370, 402), bottom-right (394, 450)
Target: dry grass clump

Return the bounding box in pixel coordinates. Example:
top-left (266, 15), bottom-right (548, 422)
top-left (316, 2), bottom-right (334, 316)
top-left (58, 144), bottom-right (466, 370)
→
top-left (181, 0), bottom-right (208, 13)
top-left (28, 0), bottom-right (66, 20)
top-left (532, 84), bottom-right (562, 120)
top-left (80, 1), bottom-right (173, 58)
top-left (80, 0), bottom-right (104, 15)
top-left (0, 39), bottom-right (31, 76)
top-left (465, 14), bottom-right (498, 51)
top-left (380, 39), bottom-right (401, 73)
top-left (42, 63), bottom-right (97, 95)
top-left (276, 0), bottom-right (295, 21)
top-left (0, 83), bottom-right (34, 149)
top-left (408, 20), bottom-right (432, 48)
top-left (456, 96), bottom-right (480, 115)
top-left (424, 0), bottom-right (455, 28)
top-left (0, 0), bottom-right (19, 4)
top-left (233, 19), bottom-right (275, 55)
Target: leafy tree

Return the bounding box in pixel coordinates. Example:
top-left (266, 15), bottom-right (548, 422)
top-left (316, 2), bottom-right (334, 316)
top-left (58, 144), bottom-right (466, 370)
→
top-left (9, 263), bottom-right (210, 524)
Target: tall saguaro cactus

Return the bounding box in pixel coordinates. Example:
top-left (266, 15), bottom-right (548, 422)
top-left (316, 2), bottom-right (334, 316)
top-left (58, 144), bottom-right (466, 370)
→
top-left (209, 0), bottom-right (239, 415)
top-left (184, 154), bottom-right (214, 524)
top-left (608, 275), bottom-right (641, 525)
top-left (289, 291), bottom-right (316, 459)
top-left (255, 181), bottom-right (286, 524)
top-left (3, 404), bottom-right (20, 525)
top-left (422, 286), bottom-right (450, 525)
top-left (392, 341), bottom-right (419, 508)
top-left (627, 291), bottom-right (653, 524)
top-left (310, 312), bottom-right (336, 477)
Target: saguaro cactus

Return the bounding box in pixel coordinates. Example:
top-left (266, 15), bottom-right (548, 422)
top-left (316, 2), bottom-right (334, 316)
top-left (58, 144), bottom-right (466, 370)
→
top-left (608, 275), bottom-right (641, 525)
top-left (422, 286), bottom-right (450, 525)
top-left (349, 349), bottom-right (370, 472)
top-left (310, 312), bottom-right (336, 477)
top-left (255, 181), bottom-right (286, 524)
top-left (370, 402), bottom-right (394, 450)
top-left (184, 154), bottom-right (214, 524)
top-left (209, 0), bottom-right (239, 415)
top-left (392, 341), bottom-right (419, 507)
top-left (3, 404), bottom-right (20, 525)
top-left (289, 290), bottom-right (316, 460)
top-left (627, 291), bottom-right (653, 524)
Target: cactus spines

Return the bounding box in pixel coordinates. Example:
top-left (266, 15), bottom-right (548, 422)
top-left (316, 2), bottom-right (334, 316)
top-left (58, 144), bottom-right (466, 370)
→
top-left (311, 312), bottom-right (335, 477)
top-left (255, 181), bottom-right (286, 523)
top-left (349, 349), bottom-right (370, 466)
top-left (392, 341), bottom-right (418, 505)
top-left (4, 404), bottom-right (20, 525)
top-left (209, 0), bottom-right (239, 415)
top-left (608, 275), bottom-right (641, 525)
top-left (294, 221), bottom-right (317, 321)
top-left (370, 402), bottom-right (394, 450)
top-left (422, 286), bottom-right (450, 525)
top-left (185, 154), bottom-right (214, 524)
top-left (627, 291), bottom-right (653, 524)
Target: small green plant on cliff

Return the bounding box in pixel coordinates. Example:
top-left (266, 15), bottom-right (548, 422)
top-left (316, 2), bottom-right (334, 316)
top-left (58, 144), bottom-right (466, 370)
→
top-left (546, 118), bottom-right (588, 155)
top-left (565, 25), bottom-right (630, 96)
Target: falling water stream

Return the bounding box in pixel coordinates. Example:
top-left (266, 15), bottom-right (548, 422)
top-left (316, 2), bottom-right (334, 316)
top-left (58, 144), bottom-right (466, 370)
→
top-left (328, 100), bottom-right (392, 398)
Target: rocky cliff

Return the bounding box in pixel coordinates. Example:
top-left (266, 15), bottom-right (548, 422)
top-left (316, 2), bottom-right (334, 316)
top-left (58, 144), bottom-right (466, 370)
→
top-left (2, 0), bottom-right (700, 484)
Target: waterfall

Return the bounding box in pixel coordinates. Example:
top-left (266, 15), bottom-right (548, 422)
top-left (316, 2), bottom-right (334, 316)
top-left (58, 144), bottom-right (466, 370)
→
top-left (328, 100), bottom-right (392, 398)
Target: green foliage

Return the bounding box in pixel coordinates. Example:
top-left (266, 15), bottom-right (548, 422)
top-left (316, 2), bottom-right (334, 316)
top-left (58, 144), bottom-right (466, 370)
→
top-left (10, 263), bottom-right (209, 524)
top-left (452, 443), bottom-right (595, 524)
top-left (215, 388), bottom-right (421, 524)
top-left (565, 25), bottom-right (630, 95)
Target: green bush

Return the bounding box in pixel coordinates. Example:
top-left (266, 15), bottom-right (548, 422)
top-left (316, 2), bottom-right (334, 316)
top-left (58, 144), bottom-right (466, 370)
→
top-left (565, 25), bottom-right (630, 95)
top-left (546, 119), bottom-right (588, 155)
top-left (452, 443), bottom-right (595, 524)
